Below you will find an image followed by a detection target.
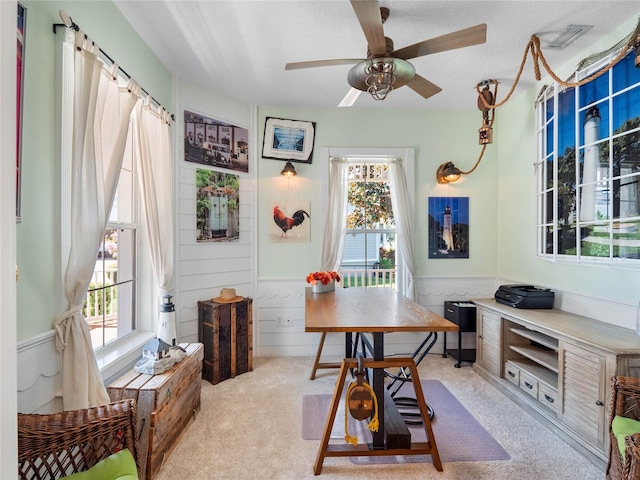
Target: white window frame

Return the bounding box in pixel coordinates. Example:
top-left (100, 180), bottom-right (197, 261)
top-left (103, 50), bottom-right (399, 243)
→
top-left (322, 147), bottom-right (415, 295)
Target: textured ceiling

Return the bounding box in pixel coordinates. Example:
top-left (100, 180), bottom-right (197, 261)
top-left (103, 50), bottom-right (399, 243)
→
top-left (114, 0), bottom-right (640, 111)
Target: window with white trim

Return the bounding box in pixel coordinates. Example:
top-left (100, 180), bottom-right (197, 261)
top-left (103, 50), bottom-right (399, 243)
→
top-left (536, 49), bottom-right (640, 262)
top-left (341, 161), bottom-right (397, 288)
top-left (86, 121), bottom-right (137, 349)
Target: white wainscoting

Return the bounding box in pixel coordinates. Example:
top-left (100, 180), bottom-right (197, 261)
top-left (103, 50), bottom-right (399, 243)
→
top-left (175, 163), bottom-right (255, 345)
top-left (17, 276), bottom-right (637, 414)
top-left (17, 331), bottom-right (62, 414)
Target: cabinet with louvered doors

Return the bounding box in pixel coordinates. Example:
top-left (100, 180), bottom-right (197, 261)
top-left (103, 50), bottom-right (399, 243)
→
top-left (476, 309), bottom-right (500, 376)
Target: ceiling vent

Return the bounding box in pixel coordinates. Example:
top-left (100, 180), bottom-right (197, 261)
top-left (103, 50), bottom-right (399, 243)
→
top-left (545, 25), bottom-right (593, 50)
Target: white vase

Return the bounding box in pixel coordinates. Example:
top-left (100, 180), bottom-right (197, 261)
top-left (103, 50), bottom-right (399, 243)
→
top-left (311, 281), bottom-right (335, 294)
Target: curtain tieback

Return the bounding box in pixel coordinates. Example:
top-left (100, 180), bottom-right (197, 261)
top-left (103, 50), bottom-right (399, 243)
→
top-left (53, 304), bottom-right (84, 352)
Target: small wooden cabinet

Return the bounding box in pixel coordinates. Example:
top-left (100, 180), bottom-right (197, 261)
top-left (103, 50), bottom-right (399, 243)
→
top-left (472, 299), bottom-right (640, 470)
top-left (198, 298), bottom-right (253, 384)
top-left (442, 301), bottom-right (476, 367)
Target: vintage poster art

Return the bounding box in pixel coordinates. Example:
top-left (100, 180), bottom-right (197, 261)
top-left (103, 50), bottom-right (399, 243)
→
top-left (184, 110), bottom-right (249, 173)
top-left (269, 201), bottom-right (310, 243)
top-left (428, 197), bottom-right (469, 259)
top-left (196, 169), bottom-right (240, 242)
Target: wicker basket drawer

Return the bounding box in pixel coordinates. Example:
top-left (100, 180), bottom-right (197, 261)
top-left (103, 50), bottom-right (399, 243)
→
top-left (519, 370), bottom-right (538, 399)
top-left (538, 383), bottom-right (558, 414)
top-left (504, 361), bottom-right (520, 386)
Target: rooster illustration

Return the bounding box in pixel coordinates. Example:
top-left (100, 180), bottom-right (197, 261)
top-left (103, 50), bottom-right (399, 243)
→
top-left (273, 205), bottom-right (309, 237)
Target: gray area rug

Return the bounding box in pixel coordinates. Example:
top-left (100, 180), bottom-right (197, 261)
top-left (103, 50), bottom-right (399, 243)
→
top-left (302, 379), bottom-right (510, 464)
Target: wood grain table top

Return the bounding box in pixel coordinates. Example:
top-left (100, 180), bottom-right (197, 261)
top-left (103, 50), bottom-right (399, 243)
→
top-left (305, 286), bottom-right (458, 333)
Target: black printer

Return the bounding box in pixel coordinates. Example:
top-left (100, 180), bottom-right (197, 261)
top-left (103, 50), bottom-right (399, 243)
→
top-left (494, 284), bottom-right (554, 309)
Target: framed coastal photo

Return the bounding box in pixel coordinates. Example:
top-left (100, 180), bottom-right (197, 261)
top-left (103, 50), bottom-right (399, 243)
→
top-left (262, 117), bottom-right (315, 164)
top-left (428, 196), bottom-right (469, 259)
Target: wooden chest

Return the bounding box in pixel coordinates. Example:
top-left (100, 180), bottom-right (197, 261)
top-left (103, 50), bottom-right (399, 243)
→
top-left (107, 342), bottom-right (204, 480)
top-left (198, 298), bottom-right (253, 384)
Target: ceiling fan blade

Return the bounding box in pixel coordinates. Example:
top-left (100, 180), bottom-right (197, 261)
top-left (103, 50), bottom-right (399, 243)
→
top-left (393, 23), bottom-right (487, 60)
top-left (338, 88), bottom-right (362, 107)
top-left (407, 75), bottom-right (442, 100)
top-left (350, 0), bottom-right (387, 56)
top-left (285, 58), bottom-right (364, 70)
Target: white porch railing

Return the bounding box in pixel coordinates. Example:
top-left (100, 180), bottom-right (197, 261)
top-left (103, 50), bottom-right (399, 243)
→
top-left (84, 268), bottom-right (118, 328)
top-left (339, 268), bottom-right (396, 289)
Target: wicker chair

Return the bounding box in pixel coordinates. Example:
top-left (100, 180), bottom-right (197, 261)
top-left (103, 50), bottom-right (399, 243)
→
top-left (607, 376), bottom-right (640, 480)
top-left (18, 399), bottom-right (140, 480)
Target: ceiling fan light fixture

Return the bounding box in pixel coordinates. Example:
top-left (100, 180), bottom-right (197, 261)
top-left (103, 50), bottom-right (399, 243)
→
top-left (365, 59), bottom-right (396, 101)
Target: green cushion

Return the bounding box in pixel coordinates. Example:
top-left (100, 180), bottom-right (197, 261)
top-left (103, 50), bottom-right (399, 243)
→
top-left (61, 448), bottom-right (138, 480)
top-left (612, 415), bottom-right (640, 460)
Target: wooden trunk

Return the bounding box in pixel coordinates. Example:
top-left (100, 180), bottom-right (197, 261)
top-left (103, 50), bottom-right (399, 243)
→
top-left (198, 298), bottom-right (253, 384)
top-left (107, 343), bottom-right (204, 480)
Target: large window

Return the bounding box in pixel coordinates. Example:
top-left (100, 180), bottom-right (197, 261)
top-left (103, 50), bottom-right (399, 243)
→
top-left (341, 161), bottom-right (397, 288)
top-left (86, 122), bottom-right (137, 349)
top-left (536, 49), bottom-right (640, 263)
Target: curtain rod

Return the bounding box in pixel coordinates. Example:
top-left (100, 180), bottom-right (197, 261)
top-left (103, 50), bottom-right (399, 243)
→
top-left (53, 11), bottom-right (175, 122)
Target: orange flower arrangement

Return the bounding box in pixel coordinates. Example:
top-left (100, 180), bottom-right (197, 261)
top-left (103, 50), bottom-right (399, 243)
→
top-left (306, 271), bottom-right (341, 285)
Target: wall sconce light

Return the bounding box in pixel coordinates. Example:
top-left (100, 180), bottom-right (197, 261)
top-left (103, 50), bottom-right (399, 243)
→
top-left (436, 162), bottom-right (462, 184)
top-left (436, 79), bottom-right (497, 184)
top-left (280, 161), bottom-right (297, 177)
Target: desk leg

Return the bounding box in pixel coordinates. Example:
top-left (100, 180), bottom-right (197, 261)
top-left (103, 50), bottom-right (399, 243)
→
top-left (372, 332), bottom-right (385, 449)
top-left (313, 360), bottom-right (350, 475)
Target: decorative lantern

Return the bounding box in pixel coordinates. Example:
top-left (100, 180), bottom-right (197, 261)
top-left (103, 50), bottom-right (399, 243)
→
top-left (157, 294), bottom-right (177, 346)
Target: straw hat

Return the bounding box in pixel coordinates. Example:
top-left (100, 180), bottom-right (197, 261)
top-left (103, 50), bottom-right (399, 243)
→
top-left (213, 287), bottom-right (244, 303)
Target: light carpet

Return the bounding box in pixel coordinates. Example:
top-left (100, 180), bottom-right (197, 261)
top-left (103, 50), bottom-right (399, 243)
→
top-left (154, 355), bottom-right (604, 479)
top-left (302, 379), bottom-right (510, 464)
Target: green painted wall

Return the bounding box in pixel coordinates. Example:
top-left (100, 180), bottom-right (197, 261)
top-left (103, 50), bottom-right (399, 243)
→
top-left (257, 106), bottom-right (499, 279)
top-left (16, 1), bottom-right (171, 341)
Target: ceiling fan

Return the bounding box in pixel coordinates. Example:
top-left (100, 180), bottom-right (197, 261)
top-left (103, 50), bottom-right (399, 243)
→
top-left (285, 0), bottom-right (487, 107)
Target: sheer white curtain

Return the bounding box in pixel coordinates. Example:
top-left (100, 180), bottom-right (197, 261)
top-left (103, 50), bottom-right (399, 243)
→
top-left (388, 158), bottom-right (417, 300)
top-left (134, 101), bottom-right (174, 322)
top-left (53, 30), bottom-right (139, 410)
top-left (320, 157), bottom-right (349, 271)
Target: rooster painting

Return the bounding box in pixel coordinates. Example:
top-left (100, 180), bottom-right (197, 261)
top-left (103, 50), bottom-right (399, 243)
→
top-left (273, 205), bottom-right (309, 238)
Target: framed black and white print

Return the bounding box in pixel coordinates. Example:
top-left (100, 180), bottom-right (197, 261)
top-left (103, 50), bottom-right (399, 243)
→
top-left (262, 117), bottom-right (315, 164)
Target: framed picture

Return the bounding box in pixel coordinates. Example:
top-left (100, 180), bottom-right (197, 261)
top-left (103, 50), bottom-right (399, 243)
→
top-left (262, 117), bottom-right (315, 164)
top-left (269, 201), bottom-right (310, 243)
top-left (17, 3), bottom-right (26, 221)
top-left (428, 197), bottom-right (469, 259)
top-left (195, 168), bottom-right (240, 242)
top-left (184, 110), bottom-right (249, 174)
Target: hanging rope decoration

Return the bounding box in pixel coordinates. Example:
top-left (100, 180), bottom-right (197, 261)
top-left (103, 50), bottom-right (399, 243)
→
top-left (465, 19), bottom-right (640, 176)
top-left (344, 356), bottom-right (379, 446)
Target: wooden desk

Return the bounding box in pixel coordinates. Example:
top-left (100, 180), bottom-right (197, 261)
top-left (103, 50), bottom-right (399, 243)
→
top-left (305, 287), bottom-right (458, 474)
